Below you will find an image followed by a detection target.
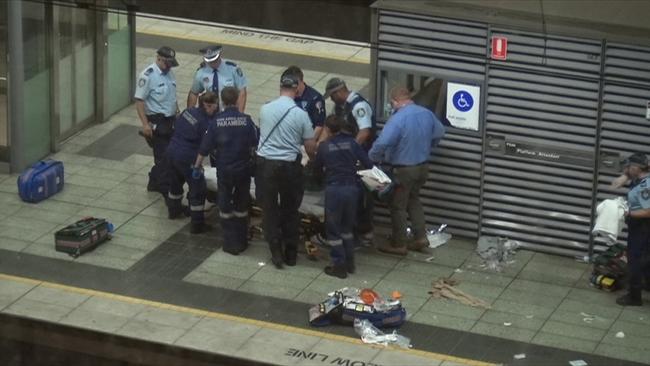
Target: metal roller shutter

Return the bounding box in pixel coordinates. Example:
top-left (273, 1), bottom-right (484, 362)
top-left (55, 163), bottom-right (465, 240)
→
top-left (594, 43), bottom-right (650, 251)
top-left (375, 10), bottom-right (486, 238)
top-left (481, 30), bottom-right (602, 255)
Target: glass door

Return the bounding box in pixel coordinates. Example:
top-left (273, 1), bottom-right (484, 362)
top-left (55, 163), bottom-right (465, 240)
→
top-left (54, 5), bottom-right (96, 141)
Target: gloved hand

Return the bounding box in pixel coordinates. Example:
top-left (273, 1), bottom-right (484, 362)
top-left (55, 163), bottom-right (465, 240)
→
top-left (191, 166), bottom-right (204, 180)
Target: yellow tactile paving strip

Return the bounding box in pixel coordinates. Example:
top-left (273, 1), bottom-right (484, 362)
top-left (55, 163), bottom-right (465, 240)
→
top-left (0, 273), bottom-right (497, 366)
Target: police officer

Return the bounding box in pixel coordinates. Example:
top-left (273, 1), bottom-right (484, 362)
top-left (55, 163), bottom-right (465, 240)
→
top-left (187, 45), bottom-right (248, 112)
top-left (195, 87), bottom-right (259, 255)
top-left (256, 74), bottom-right (317, 269)
top-left (617, 152), bottom-right (650, 306)
top-left (135, 46), bottom-right (179, 193)
top-left (369, 86), bottom-right (445, 256)
top-left (281, 66), bottom-right (326, 139)
top-left (312, 115), bottom-right (373, 278)
top-left (165, 92), bottom-right (219, 234)
top-left (324, 77), bottom-right (376, 246)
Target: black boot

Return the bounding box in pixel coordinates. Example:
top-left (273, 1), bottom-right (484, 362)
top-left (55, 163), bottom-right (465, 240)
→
top-left (324, 265), bottom-right (348, 279)
top-left (284, 246), bottom-right (297, 267)
top-left (270, 240), bottom-right (284, 269)
top-left (616, 291), bottom-right (642, 306)
top-left (346, 261), bottom-right (356, 274)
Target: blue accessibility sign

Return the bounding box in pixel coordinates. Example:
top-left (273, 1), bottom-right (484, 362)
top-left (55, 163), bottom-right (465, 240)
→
top-left (452, 91), bottom-right (474, 112)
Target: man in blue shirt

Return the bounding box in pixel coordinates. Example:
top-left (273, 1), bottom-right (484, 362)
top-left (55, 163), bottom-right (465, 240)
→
top-left (256, 74), bottom-right (316, 269)
top-left (281, 66), bottom-right (326, 140)
top-left (164, 92), bottom-right (218, 234)
top-left (187, 45), bottom-right (248, 112)
top-left (312, 115), bottom-right (373, 278)
top-left (195, 87), bottom-right (259, 255)
top-left (369, 86), bottom-right (445, 255)
top-left (134, 46), bottom-right (179, 193)
top-left (617, 152), bottom-right (650, 306)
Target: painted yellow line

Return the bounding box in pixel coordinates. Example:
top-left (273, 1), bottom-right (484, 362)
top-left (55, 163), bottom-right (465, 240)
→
top-left (0, 273), bottom-right (496, 366)
top-left (138, 29), bottom-right (371, 65)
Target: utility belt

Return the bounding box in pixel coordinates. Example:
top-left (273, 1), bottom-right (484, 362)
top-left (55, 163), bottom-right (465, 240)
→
top-left (387, 161), bottom-right (428, 169)
top-left (147, 113), bottom-right (175, 137)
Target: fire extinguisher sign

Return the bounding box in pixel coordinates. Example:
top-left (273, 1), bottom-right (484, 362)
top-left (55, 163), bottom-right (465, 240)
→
top-left (491, 36), bottom-right (508, 60)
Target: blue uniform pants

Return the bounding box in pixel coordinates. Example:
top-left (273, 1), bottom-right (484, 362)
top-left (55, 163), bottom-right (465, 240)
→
top-left (325, 183), bottom-right (359, 266)
top-left (165, 158), bottom-right (206, 224)
top-left (626, 218), bottom-right (650, 293)
top-left (217, 170), bottom-right (251, 254)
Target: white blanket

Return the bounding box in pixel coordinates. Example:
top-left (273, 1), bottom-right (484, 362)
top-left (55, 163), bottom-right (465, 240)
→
top-left (592, 197), bottom-right (628, 245)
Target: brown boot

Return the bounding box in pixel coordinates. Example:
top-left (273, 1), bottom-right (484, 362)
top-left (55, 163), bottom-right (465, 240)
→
top-left (377, 243), bottom-right (407, 256)
top-left (408, 239), bottom-right (431, 254)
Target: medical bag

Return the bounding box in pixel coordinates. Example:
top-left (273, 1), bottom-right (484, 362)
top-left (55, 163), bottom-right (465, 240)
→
top-left (590, 243), bottom-right (627, 291)
top-left (17, 159), bottom-right (64, 203)
top-left (309, 288), bottom-right (406, 328)
top-left (55, 217), bottom-right (112, 258)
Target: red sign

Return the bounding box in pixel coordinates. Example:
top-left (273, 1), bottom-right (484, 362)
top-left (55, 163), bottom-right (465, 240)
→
top-left (491, 36), bottom-right (508, 60)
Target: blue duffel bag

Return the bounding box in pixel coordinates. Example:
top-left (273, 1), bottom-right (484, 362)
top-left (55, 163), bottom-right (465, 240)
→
top-left (17, 159), bottom-right (65, 203)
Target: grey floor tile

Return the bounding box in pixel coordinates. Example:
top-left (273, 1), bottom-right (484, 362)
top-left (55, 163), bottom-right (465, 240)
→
top-left (490, 299), bottom-right (555, 319)
top-left (506, 278), bottom-right (571, 298)
top-left (250, 269), bottom-right (315, 289)
top-left (60, 308), bottom-right (131, 333)
top-left (518, 261), bottom-right (585, 286)
top-left (3, 298), bottom-right (73, 322)
top-left (555, 298), bottom-right (622, 320)
top-left (175, 328), bottom-right (253, 357)
top-left (75, 253), bottom-right (137, 271)
top-left (419, 298), bottom-right (486, 320)
top-left (470, 321), bottom-right (536, 342)
top-left (497, 287), bottom-right (564, 308)
top-left (618, 307), bottom-right (650, 326)
top-left (393, 261), bottom-right (456, 277)
top-left (78, 296), bottom-right (147, 317)
top-left (601, 330), bottom-right (650, 350)
top-left (235, 328), bottom-right (320, 366)
top-left (24, 285), bottom-right (90, 308)
top-left (194, 261), bottom-right (261, 280)
top-left (106, 234), bottom-right (161, 251)
top-left (13, 206), bottom-right (75, 225)
top-left (531, 332), bottom-right (598, 353)
top-left (66, 174), bottom-right (124, 191)
top-left (410, 310), bottom-right (476, 331)
top-left (0, 279), bottom-right (38, 310)
top-left (371, 349), bottom-right (443, 366)
top-left (116, 318), bottom-right (188, 344)
top-left (134, 306), bottom-right (202, 329)
top-left (238, 280), bottom-right (304, 300)
top-left (449, 269), bottom-right (514, 288)
top-left (294, 289), bottom-right (328, 305)
top-left (0, 238), bottom-right (32, 252)
top-left (565, 287), bottom-right (621, 308)
top-left (191, 316), bottom-right (261, 338)
top-left (479, 309), bottom-right (545, 331)
top-left (373, 278), bottom-right (432, 300)
top-left (549, 309), bottom-right (615, 330)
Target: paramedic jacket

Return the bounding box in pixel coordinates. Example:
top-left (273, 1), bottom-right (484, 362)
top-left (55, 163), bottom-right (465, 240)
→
top-left (167, 107), bottom-right (213, 162)
top-left (199, 106), bottom-right (258, 174)
top-left (313, 133), bottom-right (373, 185)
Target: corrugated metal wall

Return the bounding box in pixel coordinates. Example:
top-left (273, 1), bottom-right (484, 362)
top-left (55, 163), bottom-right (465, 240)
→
top-left (375, 10), bottom-right (487, 238)
top-left (594, 43), bottom-right (650, 250)
top-left (482, 30), bottom-right (602, 256)
top-left (374, 9), bottom-right (650, 255)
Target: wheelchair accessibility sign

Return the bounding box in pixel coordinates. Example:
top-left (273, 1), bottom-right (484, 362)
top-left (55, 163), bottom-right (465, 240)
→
top-left (446, 82), bottom-right (480, 131)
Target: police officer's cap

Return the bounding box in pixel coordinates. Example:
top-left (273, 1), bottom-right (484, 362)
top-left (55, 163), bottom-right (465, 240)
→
top-left (156, 46), bottom-right (179, 67)
top-left (324, 77), bottom-right (346, 98)
top-left (280, 74), bottom-right (300, 89)
top-left (200, 45), bottom-right (223, 63)
top-left (622, 152), bottom-right (648, 168)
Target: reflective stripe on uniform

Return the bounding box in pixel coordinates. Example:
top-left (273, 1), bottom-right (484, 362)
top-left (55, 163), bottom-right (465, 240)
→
top-left (326, 239), bottom-right (343, 247)
top-left (341, 232), bottom-right (354, 240)
top-left (190, 204), bottom-right (205, 212)
top-left (168, 192), bottom-right (183, 200)
top-left (219, 211), bottom-right (234, 219)
top-left (233, 210), bottom-right (248, 218)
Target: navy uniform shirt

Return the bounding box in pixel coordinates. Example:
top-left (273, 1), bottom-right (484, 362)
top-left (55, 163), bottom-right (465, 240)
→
top-left (199, 106), bottom-right (258, 173)
top-left (295, 84), bottom-right (326, 129)
top-left (628, 176), bottom-right (650, 211)
top-left (167, 107), bottom-right (213, 162)
top-left (134, 63), bottom-right (177, 117)
top-left (313, 134), bottom-right (373, 185)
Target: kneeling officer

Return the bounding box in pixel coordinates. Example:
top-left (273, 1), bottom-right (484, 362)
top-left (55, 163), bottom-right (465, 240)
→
top-left (165, 92), bottom-right (219, 234)
top-left (195, 87), bottom-right (259, 254)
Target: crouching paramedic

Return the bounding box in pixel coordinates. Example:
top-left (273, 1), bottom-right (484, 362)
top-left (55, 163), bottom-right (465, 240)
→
top-left (195, 87), bottom-right (258, 254)
top-left (312, 115), bottom-right (373, 279)
top-left (165, 92), bottom-right (219, 234)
